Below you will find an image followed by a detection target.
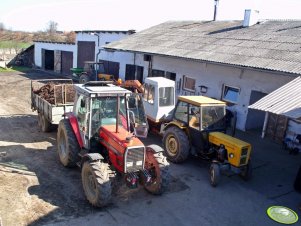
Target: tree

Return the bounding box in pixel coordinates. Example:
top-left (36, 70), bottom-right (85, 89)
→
top-left (46, 21), bottom-right (58, 35)
top-left (0, 22), bottom-right (5, 32)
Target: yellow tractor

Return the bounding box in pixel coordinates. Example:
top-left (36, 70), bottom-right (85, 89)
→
top-left (162, 96), bottom-right (252, 186)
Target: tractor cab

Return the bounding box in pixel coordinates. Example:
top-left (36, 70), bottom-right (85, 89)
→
top-left (143, 77), bottom-right (175, 123)
top-left (73, 82), bottom-right (148, 150)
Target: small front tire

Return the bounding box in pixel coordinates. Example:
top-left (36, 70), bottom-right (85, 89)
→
top-left (240, 160), bottom-right (252, 181)
top-left (210, 163), bottom-right (220, 187)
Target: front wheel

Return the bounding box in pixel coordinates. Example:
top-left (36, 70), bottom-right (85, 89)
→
top-left (162, 126), bottom-right (190, 163)
top-left (144, 145), bottom-right (170, 195)
top-left (82, 161), bottom-right (113, 207)
top-left (210, 163), bottom-right (220, 187)
top-left (240, 160), bottom-right (252, 181)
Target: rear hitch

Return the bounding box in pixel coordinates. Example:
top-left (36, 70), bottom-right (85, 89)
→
top-left (125, 172), bottom-right (139, 189)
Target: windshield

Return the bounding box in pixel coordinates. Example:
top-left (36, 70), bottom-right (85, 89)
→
top-left (201, 105), bottom-right (225, 130)
top-left (91, 96), bottom-right (127, 135)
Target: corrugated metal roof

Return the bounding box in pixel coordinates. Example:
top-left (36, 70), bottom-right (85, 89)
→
top-left (105, 20), bottom-right (301, 75)
top-left (249, 76), bottom-right (301, 119)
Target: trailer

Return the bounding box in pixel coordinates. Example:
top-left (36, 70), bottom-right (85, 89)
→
top-left (31, 79), bottom-right (75, 132)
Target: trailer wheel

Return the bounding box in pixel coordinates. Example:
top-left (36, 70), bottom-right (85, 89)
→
top-left (79, 74), bottom-right (89, 84)
top-left (38, 112), bottom-right (51, 132)
top-left (163, 126), bottom-right (189, 163)
top-left (144, 145), bottom-right (170, 195)
top-left (82, 161), bottom-right (113, 207)
top-left (57, 119), bottom-right (80, 167)
top-left (240, 159), bottom-right (253, 181)
top-left (210, 163), bottom-right (220, 187)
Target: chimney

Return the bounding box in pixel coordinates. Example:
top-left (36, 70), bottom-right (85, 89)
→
top-left (243, 9), bottom-right (259, 27)
top-left (213, 0), bottom-right (219, 21)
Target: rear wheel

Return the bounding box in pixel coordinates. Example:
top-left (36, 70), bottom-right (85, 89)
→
top-left (144, 145), bottom-right (170, 195)
top-left (240, 159), bottom-right (252, 181)
top-left (210, 163), bottom-right (220, 187)
top-left (163, 126), bottom-right (189, 163)
top-left (38, 112), bottom-right (51, 132)
top-left (79, 74), bottom-right (89, 84)
top-left (57, 119), bottom-right (80, 167)
top-left (82, 161), bottom-right (113, 207)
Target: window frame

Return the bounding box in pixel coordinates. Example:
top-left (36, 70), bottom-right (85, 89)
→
top-left (182, 75), bottom-right (196, 92)
top-left (221, 84), bottom-right (240, 104)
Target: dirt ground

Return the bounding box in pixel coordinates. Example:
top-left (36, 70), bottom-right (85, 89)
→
top-left (0, 70), bottom-right (186, 226)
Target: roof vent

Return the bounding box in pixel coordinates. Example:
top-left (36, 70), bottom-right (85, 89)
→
top-left (243, 9), bottom-right (259, 27)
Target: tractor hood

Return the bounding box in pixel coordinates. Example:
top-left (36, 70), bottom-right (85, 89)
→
top-left (99, 125), bottom-right (144, 149)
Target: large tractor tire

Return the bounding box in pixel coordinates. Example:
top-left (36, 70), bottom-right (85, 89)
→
top-left (81, 161), bottom-right (114, 207)
top-left (210, 163), bottom-right (220, 187)
top-left (57, 119), bottom-right (81, 167)
top-left (79, 74), bottom-right (90, 84)
top-left (144, 145), bottom-right (170, 195)
top-left (240, 159), bottom-right (253, 181)
top-left (163, 126), bottom-right (190, 163)
top-left (38, 112), bottom-right (51, 132)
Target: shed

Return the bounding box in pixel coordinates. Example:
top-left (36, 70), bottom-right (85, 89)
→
top-left (249, 76), bottom-right (301, 142)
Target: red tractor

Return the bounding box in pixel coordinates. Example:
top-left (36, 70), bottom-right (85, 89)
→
top-left (56, 82), bottom-right (170, 207)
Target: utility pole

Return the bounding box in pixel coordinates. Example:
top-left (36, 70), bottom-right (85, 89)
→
top-left (213, 0), bottom-right (219, 21)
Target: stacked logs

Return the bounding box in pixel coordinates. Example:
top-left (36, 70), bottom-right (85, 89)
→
top-left (33, 82), bottom-right (75, 105)
top-left (33, 82), bottom-right (56, 104)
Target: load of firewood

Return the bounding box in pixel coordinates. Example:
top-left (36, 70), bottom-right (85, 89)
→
top-left (33, 82), bottom-right (75, 105)
top-left (33, 82), bottom-right (56, 104)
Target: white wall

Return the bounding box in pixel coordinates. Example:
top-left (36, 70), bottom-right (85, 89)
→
top-left (100, 50), bottom-right (295, 130)
top-left (34, 42), bottom-right (76, 68)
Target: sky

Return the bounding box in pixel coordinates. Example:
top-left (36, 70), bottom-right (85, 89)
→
top-left (0, 0), bottom-right (300, 32)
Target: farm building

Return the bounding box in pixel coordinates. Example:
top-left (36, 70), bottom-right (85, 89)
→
top-left (98, 11), bottom-right (301, 141)
top-left (34, 30), bottom-right (135, 75)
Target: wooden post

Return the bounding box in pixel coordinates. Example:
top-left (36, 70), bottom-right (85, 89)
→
top-left (261, 111), bottom-right (269, 138)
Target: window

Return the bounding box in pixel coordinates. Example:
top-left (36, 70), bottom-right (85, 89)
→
top-left (159, 87), bottom-right (174, 106)
top-left (183, 76), bottom-right (196, 92)
top-left (143, 83), bottom-right (155, 105)
top-left (174, 101), bottom-right (188, 123)
top-left (151, 69), bottom-right (165, 77)
top-left (150, 69), bottom-right (176, 81)
top-left (222, 85), bottom-right (240, 103)
top-left (125, 64), bottom-right (144, 82)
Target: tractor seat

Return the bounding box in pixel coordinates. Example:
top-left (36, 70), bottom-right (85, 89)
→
top-left (189, 116), bottom-right (200, 129)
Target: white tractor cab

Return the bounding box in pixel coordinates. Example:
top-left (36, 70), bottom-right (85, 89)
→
top-left (142, 77), bottom-right (175, 133)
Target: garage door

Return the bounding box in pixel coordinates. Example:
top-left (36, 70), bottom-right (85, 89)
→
top-left (61, 51), bottom-right (73, 75)
top-left (102, 60), bottom-right (120, 80)
top-left (77, 41), bottom-right (95, 68)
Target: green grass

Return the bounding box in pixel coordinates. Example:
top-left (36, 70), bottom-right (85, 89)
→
top-left (0, 66), bottom-right (31, 73)
top-left (0, 41), bottom-right (31, 49)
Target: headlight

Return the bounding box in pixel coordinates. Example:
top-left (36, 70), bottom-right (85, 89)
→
top-left (229, 153), bottom-right (234, 158)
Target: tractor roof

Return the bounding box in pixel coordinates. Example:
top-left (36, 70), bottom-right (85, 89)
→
top-left (145, 77), bottom-right (175, 87)
top-left (178, 96), bottom-right (226, 106)
top-left (74, 83), bottom-right (131, 96)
